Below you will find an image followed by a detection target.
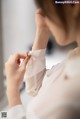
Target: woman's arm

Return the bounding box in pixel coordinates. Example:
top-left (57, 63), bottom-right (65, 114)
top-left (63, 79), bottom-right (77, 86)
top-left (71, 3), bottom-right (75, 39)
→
top-left (32, 28), bottom-right (50, 50)
top-left (32, 9), bottom-right (50, 50)
top-left (5, 53), bottom-right (31, 108)
top-left (25, 9), bottom-right (51, 97)
top-left (7, 87), bottom-right (21, 108)
top-left (6, 9), bottom-right (51, 119)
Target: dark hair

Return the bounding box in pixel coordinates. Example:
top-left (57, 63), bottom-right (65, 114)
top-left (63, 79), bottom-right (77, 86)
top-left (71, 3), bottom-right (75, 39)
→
top-left (35, 0), bottom-right (80, 34)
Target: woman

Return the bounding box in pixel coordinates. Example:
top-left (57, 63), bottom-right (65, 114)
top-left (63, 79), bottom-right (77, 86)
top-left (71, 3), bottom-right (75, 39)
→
top-left (5, 0), bottom-right (80, 119)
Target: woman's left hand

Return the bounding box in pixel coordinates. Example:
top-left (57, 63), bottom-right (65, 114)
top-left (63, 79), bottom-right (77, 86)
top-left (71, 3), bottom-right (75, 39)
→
top-left (5, 53), bottom-right (31, 108)
top-left (5, 53), bottom-right (31, 90)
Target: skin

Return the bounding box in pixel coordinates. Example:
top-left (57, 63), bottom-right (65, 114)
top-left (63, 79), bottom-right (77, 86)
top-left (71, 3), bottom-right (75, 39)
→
top-left (6, 9), bottom-right (80, 108)
top-left (6, 53), bottom-right (31, 108)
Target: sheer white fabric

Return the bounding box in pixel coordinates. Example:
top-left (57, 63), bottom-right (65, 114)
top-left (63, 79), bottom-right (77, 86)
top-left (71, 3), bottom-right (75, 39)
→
top-left (7, 47), bottom-right (80, 119)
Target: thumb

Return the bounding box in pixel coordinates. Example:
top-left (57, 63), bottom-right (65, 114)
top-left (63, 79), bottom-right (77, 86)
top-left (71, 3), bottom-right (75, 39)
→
top-left (22, 55), bottom-right (31, 68)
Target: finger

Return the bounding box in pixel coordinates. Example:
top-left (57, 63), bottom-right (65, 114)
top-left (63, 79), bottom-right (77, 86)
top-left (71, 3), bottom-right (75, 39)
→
top-left (26, 52), bottom-right (31, 57)
top-left (21, 55), bottom-right (31, 68)
top-left (13, 53), bottom-right (27, 61)
top-left (24, 55), bottom-right (31, 65)
top-left (17, 59), bottom-right (20, 65)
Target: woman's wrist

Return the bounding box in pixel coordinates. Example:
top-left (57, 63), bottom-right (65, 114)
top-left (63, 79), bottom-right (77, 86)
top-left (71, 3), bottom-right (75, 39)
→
top-left (7, 87), bottom-right (22, 108)
top-left (7, 84), bottom-right (20, 98)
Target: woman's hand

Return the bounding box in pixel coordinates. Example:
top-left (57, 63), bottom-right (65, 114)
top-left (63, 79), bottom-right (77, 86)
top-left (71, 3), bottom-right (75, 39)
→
top-left (5, 53), bottom-right (31, 90)
top-left (32, 9), bottom-right (51, 50)
top-left (5, 53), bottom-right (31, 108)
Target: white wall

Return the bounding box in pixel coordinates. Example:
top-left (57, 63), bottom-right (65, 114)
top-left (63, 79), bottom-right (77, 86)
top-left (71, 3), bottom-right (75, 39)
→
top-left (0, 0), bottom-right (5, 110)
top-left (2, 0), bottom-right (36, 63)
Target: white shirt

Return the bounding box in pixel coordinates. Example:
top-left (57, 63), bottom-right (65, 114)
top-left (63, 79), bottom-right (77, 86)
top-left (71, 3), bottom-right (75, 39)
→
top-left (7, 47), bottom-right (80, 119)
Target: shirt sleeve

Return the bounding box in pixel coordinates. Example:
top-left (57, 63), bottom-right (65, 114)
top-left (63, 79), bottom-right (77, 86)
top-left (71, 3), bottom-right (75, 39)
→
top-left (7, 105), bottom-right (26, 119)
top-left (25, 49), bottom-right (47, 97)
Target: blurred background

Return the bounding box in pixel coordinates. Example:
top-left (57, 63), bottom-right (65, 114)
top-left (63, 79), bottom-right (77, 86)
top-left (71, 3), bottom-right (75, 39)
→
top-left (0, 0), bottom-right (77, 111)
